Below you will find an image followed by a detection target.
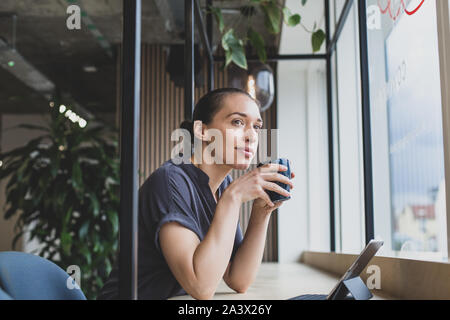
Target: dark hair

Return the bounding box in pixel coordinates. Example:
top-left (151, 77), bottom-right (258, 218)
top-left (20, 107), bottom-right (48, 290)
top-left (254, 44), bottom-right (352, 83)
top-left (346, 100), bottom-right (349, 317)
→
top-left (179, 88), bottom-right (260, 145)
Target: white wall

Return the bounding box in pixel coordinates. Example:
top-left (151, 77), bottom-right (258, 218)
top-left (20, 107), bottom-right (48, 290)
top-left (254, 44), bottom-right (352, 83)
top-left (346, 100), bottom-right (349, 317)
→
top-left (277, 62), bottom-right (309, 262)
top-left (305, 62), bottom-right (330, 252)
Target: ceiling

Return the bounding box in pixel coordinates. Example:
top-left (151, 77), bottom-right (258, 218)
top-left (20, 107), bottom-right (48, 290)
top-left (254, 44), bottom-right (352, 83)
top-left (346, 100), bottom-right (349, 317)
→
top-left (0, 0), bottom-right (283, 121)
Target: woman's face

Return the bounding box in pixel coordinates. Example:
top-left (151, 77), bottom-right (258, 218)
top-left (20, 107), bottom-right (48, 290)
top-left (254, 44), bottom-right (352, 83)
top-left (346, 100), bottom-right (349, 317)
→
top-left (202, 93), bottom-right (262, 171)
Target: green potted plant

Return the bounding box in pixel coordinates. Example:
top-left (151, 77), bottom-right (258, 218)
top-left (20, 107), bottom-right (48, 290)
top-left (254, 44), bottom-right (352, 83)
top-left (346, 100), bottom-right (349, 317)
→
top-left (0, 104), bottom-right (120, 300)
top-left (210, 0), bottom-right (326, 70)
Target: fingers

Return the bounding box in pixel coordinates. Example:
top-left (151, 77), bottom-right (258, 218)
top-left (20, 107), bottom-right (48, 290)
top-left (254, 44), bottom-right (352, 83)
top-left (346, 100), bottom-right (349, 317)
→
top-left (250, 163), bottom-right (294, 206)
top-left (259, 189), bottom-right (275, 207)
top-left (259, 163), bottom-right (288, 173)
top-left (260, 172), bottom-right (294, 189)
top-left (261, 181), bottom-right (291, 198)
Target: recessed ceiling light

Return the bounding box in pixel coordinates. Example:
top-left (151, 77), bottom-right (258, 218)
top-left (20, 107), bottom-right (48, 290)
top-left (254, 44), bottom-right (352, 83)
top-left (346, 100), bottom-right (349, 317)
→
top-left (83, 65), bottom-right (97, 73)
top-left (0, 39), bottom-right (55, 94)
top-left (79, 119), bottom-right (87, 128)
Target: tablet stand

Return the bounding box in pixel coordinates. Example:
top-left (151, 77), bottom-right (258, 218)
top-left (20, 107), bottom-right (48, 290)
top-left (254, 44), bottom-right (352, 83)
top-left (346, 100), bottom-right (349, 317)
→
top-left (330, 276), bottom-right (373, 300)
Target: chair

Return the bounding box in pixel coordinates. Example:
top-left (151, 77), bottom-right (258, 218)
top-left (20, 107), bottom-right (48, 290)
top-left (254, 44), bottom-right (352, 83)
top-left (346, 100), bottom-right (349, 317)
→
top-left (0, 286), bottom-right (12, 300)
top-left (0, 251), bottom-right (86, 300)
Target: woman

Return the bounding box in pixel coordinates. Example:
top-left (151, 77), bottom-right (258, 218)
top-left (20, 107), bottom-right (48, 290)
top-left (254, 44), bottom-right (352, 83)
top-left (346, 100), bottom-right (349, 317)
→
top-left (98, 88), bottom-right (295, 300)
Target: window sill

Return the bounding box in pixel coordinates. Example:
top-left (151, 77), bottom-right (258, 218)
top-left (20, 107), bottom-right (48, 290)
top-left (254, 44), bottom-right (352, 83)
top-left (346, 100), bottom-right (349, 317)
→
top-left (300, 251), bottom-right (450, 300)
top-left (169, 262), bottom-right (391, 300)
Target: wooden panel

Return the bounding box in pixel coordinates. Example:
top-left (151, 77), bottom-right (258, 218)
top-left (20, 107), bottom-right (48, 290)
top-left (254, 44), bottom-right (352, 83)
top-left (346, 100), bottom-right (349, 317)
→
top-left (117, 44), bottom-right (279, 261)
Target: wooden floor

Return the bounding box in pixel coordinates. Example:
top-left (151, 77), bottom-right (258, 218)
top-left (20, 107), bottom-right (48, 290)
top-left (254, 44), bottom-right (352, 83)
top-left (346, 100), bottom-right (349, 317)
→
top-left (169, 262), bottom-right (394, 300)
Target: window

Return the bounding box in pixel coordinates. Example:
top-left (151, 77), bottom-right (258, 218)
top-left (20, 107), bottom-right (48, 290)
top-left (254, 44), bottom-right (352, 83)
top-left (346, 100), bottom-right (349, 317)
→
top-left (329, 0), bottom-right (449, 261)
top-left (366, 0), bottom-right (448, 261)
top-left (279, 0), bottom-right (449, 262)
top-left (333, 1), bottom-right (366, 254)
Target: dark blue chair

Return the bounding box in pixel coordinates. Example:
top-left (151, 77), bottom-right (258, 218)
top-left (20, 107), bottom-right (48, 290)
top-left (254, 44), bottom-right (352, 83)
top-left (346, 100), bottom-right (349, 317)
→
top-left (0, 251), bottom-right (86, 300)
top-left (0, 286), bottom-right (12, 300)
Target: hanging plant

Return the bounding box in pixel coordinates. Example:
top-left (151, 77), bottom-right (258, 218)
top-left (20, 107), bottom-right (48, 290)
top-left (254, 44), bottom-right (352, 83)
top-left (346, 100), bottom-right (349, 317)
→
top-left (210, 0), bottom-right (326, 70)
top-left (0, 105), bottom-right (120, 300)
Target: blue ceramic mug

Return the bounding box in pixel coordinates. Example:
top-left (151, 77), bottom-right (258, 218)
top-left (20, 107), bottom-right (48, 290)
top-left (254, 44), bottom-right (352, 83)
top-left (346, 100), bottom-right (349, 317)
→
top-left (257, 158), bottom-right (292, 203)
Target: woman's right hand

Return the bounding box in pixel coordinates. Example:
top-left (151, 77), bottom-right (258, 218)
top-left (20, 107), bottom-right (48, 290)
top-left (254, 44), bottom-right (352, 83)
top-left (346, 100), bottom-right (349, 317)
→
top-left (224, 163), bottom-right (294, 207)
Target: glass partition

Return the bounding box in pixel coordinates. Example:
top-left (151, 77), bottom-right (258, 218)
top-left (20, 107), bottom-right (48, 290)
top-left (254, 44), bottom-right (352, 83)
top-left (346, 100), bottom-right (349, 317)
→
top-left (366, 0), bottom-right (447, 260)
top-left (0, 0), bottom-right (122, 298)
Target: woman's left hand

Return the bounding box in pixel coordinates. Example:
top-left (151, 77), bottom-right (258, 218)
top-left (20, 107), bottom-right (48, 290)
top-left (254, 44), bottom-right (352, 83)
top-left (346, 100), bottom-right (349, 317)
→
top-left (251, 171), bottom-right (295, 216)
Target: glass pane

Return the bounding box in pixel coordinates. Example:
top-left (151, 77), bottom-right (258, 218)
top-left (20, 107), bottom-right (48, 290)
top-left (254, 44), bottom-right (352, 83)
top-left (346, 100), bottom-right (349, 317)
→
top-left (305, 60), bottom-right (330, 252)
top-left (367, 0), bottom-right (448, 260)
top-left (277, 59), bottom-right (330, 256)
top-left (0, 1), bottom-right (122, 299)
top-left (334, 0), bottom-right (349, 28)
top-left (280, 0), bottom-right (326, 55)
top-left (328, 0), bottom-right (336, 36)
top-left (335, 1), bottom-right (365, 254)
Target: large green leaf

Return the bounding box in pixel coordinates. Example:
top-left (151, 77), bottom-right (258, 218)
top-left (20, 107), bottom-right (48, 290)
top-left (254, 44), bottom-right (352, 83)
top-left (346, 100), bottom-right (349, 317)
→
top-left (4, 206), bottom-right (17, 220)
top-left (282, 7), bottom-right (301, 27)
top-left (79, 220), bottom-right (90, 240)
top-left (0, 162), bottom-right (21, 180)
top-left (79, 245), bottom-right (92, 265)
top-left (248, 27), bottom-right (267, 63)
top-left (261, 0), bottom-right (281, 34)
top-left (16, 158), bottom-right (31, 182)
top-left (50, 152), bottom-right (61, 178)
top-left (61, 231), bottom-right (72, 256)
top-left (230, 44), bottom-right (247, 70)
top-left (221, 28), bottom-right (234, 51)
top-left (93, 241), bottom-right (103, 253)
top-left (88, 193), bottom-right (100, 217)
top-left (107, 209), bottom-right (118, 234)
top-left (209, 6), bottom-right (224, 33)
top-left (312, 29), bottom-right (326, 52)
top-left (62, 207), bottom-right (73, 230)
top-left (71, 161), bottom-right (83, 190)
top-left (11, 230), bottom-right (24, 250)
top-left (221, 29), bottom-right (248, 70)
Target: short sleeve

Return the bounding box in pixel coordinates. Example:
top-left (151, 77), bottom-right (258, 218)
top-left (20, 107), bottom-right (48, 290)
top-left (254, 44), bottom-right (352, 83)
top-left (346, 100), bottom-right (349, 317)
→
top-left (154, 213), bottom-right (202, 254)
top-left (141, 167), bottom-right (202, 254)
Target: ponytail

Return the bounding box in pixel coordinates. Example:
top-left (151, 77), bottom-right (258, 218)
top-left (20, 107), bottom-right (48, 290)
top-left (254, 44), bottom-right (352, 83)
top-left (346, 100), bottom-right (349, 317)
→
top-left (179, 120), bottom-right (195, 144)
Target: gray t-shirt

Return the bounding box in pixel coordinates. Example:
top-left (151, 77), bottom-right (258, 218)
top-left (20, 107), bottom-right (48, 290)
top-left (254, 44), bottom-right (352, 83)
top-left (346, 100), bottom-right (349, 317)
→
top-left (97, 159), bottom-right (243, 300)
